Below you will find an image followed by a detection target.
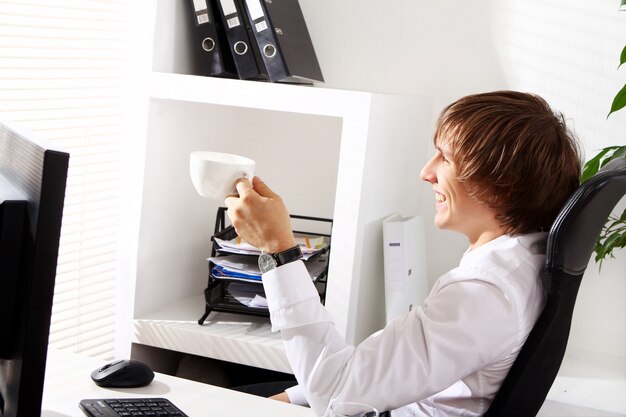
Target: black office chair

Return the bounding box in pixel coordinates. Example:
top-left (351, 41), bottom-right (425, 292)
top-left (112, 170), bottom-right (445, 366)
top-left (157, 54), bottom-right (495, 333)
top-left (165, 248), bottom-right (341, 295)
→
top-left (484, 157), bottom-right (626, 417)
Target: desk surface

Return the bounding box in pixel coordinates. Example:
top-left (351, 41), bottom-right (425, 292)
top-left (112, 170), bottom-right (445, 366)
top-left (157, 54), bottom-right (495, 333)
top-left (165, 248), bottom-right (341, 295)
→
top-left (42, 349), bottom-right (315, 417)
top-left (43, 348), bottom-right (625, 417)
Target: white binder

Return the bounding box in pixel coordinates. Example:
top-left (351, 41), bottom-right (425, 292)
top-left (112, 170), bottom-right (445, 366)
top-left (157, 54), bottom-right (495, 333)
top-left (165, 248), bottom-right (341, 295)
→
top-left (382, 213), bottom-right (429, 323)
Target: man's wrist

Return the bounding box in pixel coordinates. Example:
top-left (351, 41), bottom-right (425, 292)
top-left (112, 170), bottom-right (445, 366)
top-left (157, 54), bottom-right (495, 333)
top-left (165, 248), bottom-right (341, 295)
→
top-left (273, 245), bottom-right (303, 266)
top-left (271, 237), bottom-right (297, 254)
top-left (258, 244), bottom-right (303, 274)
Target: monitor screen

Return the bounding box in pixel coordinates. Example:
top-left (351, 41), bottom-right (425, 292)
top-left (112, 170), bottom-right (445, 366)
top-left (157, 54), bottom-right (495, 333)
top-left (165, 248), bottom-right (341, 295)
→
top-left (0, 118), bottom-right (69, 417)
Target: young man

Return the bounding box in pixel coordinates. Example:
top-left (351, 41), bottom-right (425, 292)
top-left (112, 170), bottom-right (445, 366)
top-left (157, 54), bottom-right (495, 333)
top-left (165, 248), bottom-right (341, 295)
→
top-left (224, 91), bottom-right (581, 417)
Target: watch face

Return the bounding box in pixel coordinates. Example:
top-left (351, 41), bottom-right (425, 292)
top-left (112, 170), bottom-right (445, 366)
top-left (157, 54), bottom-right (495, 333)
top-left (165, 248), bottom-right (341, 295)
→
top-left (258, 253), bottom-right (277, 273)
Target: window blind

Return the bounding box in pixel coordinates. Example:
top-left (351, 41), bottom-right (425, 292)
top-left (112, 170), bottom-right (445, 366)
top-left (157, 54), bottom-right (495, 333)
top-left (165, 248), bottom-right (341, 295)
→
top-left (0, 0), bottom-right (129, 359)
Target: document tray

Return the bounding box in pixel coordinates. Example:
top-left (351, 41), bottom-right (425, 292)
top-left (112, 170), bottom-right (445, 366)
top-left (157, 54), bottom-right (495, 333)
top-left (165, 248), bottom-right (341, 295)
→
top-left (198, 206), bottom-right (332, 324)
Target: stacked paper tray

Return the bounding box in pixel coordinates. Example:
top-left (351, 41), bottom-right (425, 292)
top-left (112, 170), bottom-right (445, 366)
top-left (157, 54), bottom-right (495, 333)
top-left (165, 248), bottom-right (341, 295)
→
top-left (197, 207), bottom-right (333, 324)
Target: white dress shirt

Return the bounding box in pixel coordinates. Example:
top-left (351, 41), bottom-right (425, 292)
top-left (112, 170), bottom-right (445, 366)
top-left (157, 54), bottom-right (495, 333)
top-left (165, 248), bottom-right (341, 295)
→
top-left (262, 233), bottom-right (547, 417)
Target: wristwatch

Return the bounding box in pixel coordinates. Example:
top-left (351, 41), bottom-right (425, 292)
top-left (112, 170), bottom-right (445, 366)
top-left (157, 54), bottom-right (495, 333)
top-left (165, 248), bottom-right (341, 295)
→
top-left (258, 245), bottom-right (303, 273)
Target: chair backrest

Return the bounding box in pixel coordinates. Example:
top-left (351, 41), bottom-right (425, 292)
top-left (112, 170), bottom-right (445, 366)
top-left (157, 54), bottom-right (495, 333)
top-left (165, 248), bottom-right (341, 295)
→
top-left (484, 157), bottom-right (626, 417)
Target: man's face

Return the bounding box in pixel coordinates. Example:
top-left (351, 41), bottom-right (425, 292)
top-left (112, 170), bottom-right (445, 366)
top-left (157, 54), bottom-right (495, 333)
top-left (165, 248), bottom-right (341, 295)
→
top-left (420, 140), bottom-right (499, 245)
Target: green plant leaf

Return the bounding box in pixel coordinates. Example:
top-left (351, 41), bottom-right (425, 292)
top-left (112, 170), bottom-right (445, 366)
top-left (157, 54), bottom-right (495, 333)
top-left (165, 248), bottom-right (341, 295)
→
top-left (595, 240), bottom-right (609, 263)
top-left (605, 218), bottom-right (622, 231)
top-left (620, 208), bottom-right (626, 221)
top-left (603, 230), bottom-right (623, 248)
top-left (596, 229), bottom-right (625, 263)
top-left (594, 241), bottom-right (605, 262)
top-left (599, 147), bottom-right (626, 169)
top-left (621, 45), bottom-right (626, 69)
top-left (581, 147), bottom-right (618, 183)
top-left (581, 158), bottom-right (601, 184)
top-left (621, 0), bottom-right (626, 10)
top-left (613, 146), bottom-right (626, 159)
top-left (608, 84), bottom-right (626, 118)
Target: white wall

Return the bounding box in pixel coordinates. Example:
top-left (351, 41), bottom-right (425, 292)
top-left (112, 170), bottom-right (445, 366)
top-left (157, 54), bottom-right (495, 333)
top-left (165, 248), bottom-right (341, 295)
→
top-left (298, 0), bottom-right (626, 358)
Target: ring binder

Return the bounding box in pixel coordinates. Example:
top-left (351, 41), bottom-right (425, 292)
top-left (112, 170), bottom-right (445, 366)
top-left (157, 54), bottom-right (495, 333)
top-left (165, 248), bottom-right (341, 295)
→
top-left (241, 0), bottom-right (323, 84)
top-left (241, 0), bottom-right (288, 83)
top-left (214, 0), bottom-right (265, 80)
top-left (187, 0), bottom-right (237, 78)
top-left (259, 0), bottom-right (323, 83)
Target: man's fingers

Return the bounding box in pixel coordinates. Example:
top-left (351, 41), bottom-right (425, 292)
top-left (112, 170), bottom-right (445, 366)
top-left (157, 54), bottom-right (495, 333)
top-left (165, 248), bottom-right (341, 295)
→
top-left (234, 177), bottom-right (253, 196)
top-left (224, 178), bottom-right (252, 208)
top-left (224, 194), bottom-right (236, 208)
top-left (252, 176), bottom-right (276, 198)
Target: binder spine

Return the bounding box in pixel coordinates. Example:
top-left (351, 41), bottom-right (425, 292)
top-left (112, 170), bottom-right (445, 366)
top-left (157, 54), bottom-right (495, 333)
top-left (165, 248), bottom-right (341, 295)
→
top-left (189, 0), bottom-right (236, 77)
top-left (242, 0), bottom-right (288, 82)
top-left (215, 0), bottom-right (263, 80)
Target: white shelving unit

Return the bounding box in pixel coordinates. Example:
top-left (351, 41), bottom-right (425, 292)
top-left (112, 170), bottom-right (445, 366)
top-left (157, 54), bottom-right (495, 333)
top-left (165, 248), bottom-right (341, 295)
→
top-left (129, 40), bottom-right (433, 372)
top-left (122, 0), bottom-right (434, 377)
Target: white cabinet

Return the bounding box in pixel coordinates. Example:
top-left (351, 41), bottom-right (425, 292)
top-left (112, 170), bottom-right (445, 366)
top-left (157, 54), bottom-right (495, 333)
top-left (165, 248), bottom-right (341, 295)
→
top-left (128, 0), bottom-right (433, 374)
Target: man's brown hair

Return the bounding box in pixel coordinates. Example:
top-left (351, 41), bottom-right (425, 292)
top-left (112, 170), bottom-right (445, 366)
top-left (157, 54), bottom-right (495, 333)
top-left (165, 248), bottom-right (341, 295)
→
top-left (434, 91), bottom-right (582, 235)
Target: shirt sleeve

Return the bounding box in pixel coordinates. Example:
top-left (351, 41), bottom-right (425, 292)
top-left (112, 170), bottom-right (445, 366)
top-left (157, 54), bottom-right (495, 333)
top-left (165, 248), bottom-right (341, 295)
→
top-left (262, 261), bottom-right (522, 417)
top-left (285, 384), bottom-right (309, 406)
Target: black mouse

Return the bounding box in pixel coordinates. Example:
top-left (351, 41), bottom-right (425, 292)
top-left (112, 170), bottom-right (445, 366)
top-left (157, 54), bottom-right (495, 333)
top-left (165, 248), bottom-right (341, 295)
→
top-left (91, 359), bottom-right (155, 388)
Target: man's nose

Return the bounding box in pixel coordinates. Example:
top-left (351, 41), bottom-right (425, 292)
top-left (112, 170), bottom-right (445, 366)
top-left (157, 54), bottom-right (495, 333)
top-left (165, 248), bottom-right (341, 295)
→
top-left (420, 157), bottom-right (437, 184)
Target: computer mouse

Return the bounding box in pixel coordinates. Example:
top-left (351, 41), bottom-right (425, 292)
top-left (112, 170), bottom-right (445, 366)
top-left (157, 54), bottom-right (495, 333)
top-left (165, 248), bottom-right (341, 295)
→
top-left (91, 359), bottom-right (155, 388)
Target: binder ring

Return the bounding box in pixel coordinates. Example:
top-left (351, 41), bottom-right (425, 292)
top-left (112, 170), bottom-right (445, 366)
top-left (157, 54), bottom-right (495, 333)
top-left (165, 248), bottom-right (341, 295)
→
top-left (202, 37), bottom-right (216, 52)
top-left (263, 44), bottom-right (277, 58)
top-left (233, 41), bottom-right (248, 56)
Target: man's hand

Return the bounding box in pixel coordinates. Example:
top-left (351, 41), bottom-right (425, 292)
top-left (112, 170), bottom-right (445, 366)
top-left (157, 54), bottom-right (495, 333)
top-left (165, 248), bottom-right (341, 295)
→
top-left (224, 176), bottom-right (296, 253)
top-left (269, 391), bottom-right (291, 403)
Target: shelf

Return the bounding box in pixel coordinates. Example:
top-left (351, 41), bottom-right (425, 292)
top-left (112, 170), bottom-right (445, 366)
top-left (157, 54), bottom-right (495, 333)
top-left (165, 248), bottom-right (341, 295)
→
top-left (133, 294), bottom-right (291, 374)
top-left (150, 71), bottom-right (376, 117)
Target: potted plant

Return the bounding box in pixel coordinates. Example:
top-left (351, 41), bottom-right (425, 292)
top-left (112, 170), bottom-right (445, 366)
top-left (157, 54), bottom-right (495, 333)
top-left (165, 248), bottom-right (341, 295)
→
top-left (580, 4), bottom-right (626, 267)
top-left (581, 146), bottom-right (626, 268)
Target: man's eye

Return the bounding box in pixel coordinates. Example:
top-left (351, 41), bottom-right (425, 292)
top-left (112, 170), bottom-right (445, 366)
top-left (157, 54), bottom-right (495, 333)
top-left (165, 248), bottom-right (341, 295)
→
top-left (435, 148), bottom-right (450, 164)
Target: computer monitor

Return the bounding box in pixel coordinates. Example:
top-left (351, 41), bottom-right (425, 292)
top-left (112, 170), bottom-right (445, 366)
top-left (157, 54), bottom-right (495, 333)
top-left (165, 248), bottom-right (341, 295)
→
top-left (0, 118), bottom-right (69, 417)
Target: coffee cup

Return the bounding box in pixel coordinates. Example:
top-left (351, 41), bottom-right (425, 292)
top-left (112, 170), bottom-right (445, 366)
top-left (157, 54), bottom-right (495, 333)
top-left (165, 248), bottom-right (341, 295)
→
top-left (189, 151), bottom-right (255, 199)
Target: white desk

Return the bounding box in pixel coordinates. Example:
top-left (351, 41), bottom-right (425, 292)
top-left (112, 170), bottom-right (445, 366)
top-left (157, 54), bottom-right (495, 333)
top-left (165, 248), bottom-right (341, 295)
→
top-left (42, 348), bottom-right (625, 417)
top-left (42, 349), bottom-right (315, 417)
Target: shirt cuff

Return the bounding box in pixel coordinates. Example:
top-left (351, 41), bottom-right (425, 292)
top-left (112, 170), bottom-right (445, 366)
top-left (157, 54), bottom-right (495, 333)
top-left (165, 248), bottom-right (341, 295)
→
top-left (285, 384), bottom-right (309, 406)
top-left (262, 260), bottom-right (334, 332)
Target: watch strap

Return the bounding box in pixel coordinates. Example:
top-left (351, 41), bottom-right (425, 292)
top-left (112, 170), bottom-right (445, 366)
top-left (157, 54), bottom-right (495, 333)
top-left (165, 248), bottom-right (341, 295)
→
top-left (273, 245), bottom-right (303, 266)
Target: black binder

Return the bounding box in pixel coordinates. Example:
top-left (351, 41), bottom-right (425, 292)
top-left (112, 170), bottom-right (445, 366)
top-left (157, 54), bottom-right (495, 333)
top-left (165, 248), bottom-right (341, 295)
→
top-left (240, 0), bottom-right (288, 83)
top-left (246, 0), bottom-right (323, 84)
top-left (215, 0), bottom-right (265, 80)
top-left (188, 0), bottom-right (237, 78)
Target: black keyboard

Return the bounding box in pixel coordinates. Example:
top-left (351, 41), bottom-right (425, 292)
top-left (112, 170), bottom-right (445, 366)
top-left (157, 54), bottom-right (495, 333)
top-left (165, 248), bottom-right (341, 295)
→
top-left (79, 398), bottom-right (188, 417)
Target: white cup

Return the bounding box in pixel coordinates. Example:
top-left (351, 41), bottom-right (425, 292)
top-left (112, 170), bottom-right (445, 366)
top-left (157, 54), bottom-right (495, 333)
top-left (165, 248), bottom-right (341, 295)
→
top-left (189, 151), bottom-right (255, 199)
